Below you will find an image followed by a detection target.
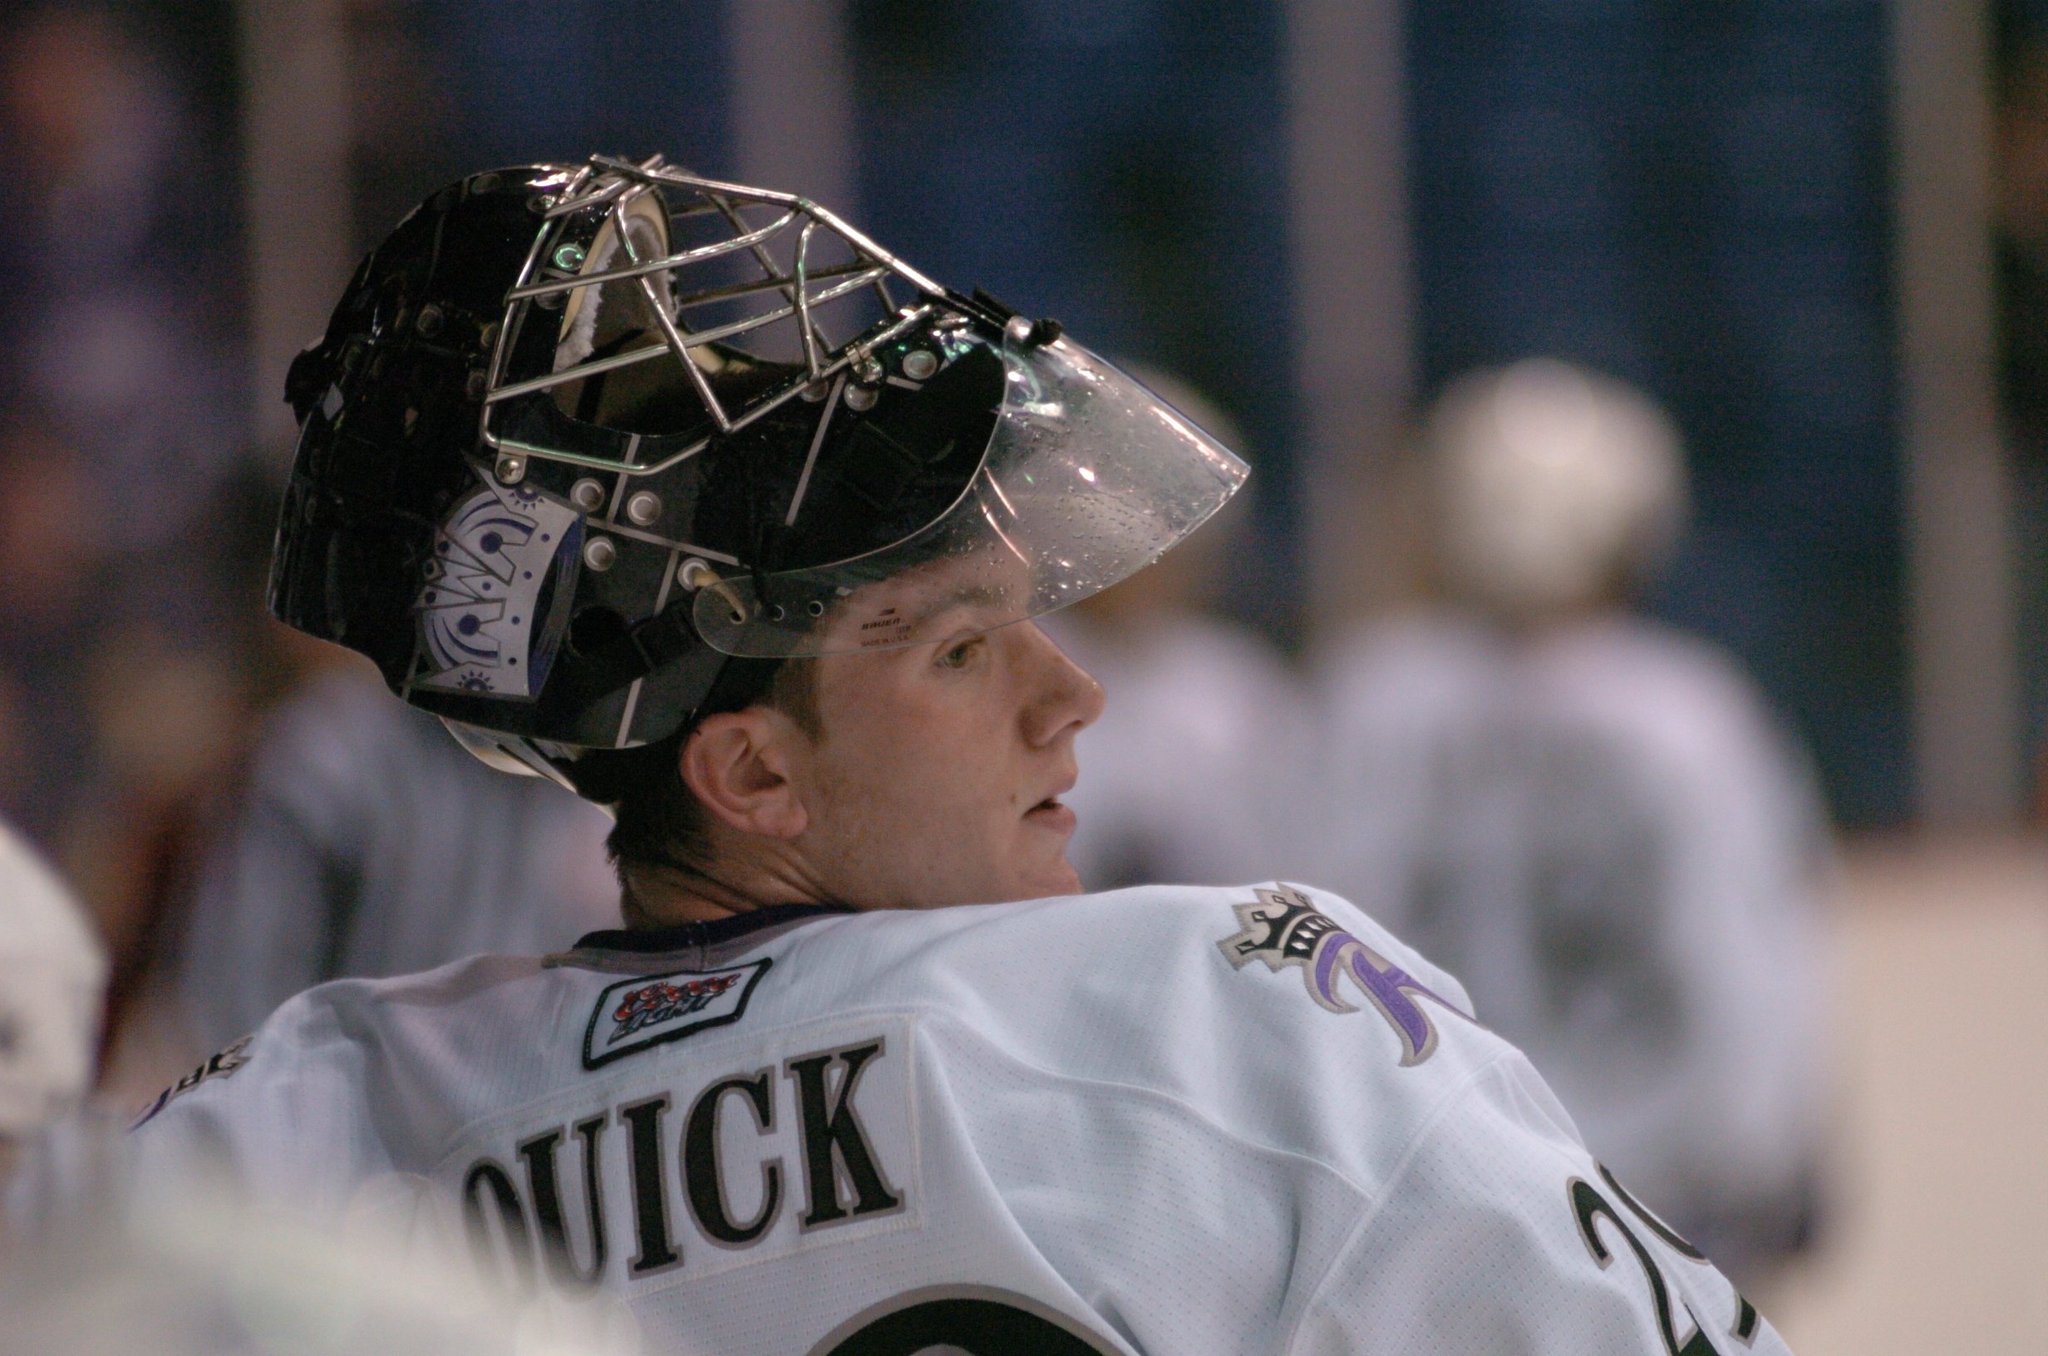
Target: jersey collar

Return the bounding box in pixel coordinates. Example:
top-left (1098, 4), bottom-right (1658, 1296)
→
top-left (568, 901), bottom-right (855, 955)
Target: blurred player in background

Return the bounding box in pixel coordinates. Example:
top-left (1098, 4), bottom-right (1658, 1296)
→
top-left (0, 3), bottom-right (276, 1116)
top-left (0, 818), bottom-right (620, 1355)
top-left (0, 4), bottom-right (246, 854)
top-left (1043, 367), bottom-right (1305, 890)
top-left (0, 817), bottom-right (107, 1250)
top-left (160, 644), bottom-right (618, 1057)
top-left (5, 1145), bottom-right (633, 1356)
top-left (127, 158), bottom-right (1793, 1353)
top-left (1310, 357), bottom-right (1832, 1292)
top-left (1992, 17), bottom-right (2048, 817)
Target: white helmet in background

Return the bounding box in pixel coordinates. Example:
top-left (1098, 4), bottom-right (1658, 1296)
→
top-left (3, 1171), bottom-right (636, 1356)
top-left (0, 821), bottom-right (106, 1139)
top-left (1424, 357), bottom-right (1687, 619)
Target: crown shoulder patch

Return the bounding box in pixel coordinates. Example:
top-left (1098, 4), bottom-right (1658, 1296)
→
top-left (1218, 885), bottom-right (1470, 1066)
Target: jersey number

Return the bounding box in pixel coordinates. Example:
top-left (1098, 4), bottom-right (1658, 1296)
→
top-left (1568, 1166), bottom-right (1759, 1354)
top-left (808, 1285), bottom-right (1121, 1356)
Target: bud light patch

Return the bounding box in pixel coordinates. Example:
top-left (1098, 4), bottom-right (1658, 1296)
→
top-left (581, 959), bottom-right (772, 1070)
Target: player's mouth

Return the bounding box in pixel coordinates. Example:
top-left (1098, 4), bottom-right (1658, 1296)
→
top-left (1024, 786), bottom-right (1077, 833)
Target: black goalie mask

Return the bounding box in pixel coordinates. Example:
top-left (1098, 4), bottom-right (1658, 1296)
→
top-left (270, 155), bottom-right (1246, 792)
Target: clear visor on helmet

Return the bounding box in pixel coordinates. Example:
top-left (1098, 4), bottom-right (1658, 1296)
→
top-left (693, 332), bottom-right (1249, 657)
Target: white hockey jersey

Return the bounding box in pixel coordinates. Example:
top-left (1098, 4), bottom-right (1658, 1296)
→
top-left (127, 884), bottom-right (1788, 1355)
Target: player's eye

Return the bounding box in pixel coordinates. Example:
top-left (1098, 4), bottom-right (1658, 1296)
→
top-left (936, 636), bottom-right (983, 670)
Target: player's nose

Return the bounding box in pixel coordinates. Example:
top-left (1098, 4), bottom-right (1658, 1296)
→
top-left (1017, 621), bottom-right (1104, 747)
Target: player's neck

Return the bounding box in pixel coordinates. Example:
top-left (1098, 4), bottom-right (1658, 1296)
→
top-left (619, 847), bottom-right (828, 928)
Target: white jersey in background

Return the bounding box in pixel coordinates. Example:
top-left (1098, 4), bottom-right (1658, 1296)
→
top-left (166, 666), bottom-right (620, 1052)
top-left (1310, 612), bottom-right (1831, 1284)
top-left (1043, 610), bottom-right (1306, 891)
top-left (128, 884), bottom-right (1786, 1355)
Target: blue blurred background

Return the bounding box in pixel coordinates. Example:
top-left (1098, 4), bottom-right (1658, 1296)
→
top-left (4, 0), bottom-right (1971, 831)
top-left (5, 5), bottom-right (2047, 1349)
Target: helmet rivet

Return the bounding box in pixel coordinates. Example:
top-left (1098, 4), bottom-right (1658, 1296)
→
top-left (901, 349), bottom-right (939, 380)
top-left (625, 491), bottom-right (662, 526)
top-left (583, 536), bottom-right (617, 572)
top-left (855, 357), bottom-right (884, 384)
top-left (799, 380), bottom-right (830, 402)
top-left (553, 243), bottom-right (586, 271)
top-left (570, 478), bottom-right (607, 512)
top-left (844, 384), bottom-right (878, 412)
top-left (494, 454), bottom-right (527, 484)
top-left (466, 369), bottom-right (488, 399)
top-left (415, 305), bottom-right (444, 337)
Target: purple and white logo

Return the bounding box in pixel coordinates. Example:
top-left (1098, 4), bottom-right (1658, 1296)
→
top-left (414, 478), bottom-right (579, 697)
top-left (1218, 885), bottom-right (1470, 1065)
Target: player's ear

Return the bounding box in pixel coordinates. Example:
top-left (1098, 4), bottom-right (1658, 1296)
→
top-left (679, 708), bottom-right (809, 840)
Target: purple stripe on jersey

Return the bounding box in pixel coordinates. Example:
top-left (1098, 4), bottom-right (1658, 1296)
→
top-left (1220, 885), bottom-right (1470, 1066)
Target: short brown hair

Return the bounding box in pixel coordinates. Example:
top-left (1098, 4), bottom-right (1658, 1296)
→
top-left (599, 657), bottom-right (820, 880)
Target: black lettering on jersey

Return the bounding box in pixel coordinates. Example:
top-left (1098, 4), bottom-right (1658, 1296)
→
top-left (1569, 1171), bottom-right (1772, 1354)
top-left (464, 1031), bottom-right (908, 1292)
top-left (685, 1069), bottom-right (782, 1246)
top-left (1733, 1295), bottom-right (1760, 1347)
top-left (786, 1039), bottom-right (904, 1230)
top-left (620, 1094), bottom-right (683, 1277)
top-left (129, 1035), bottom-right (254, 1130)
top-left (462, 1156), bottom-right (537, 1295)
top-left (1597, 1163), bottom-right (1707, 1261)
top-left (518, 1115), bottom-right (609, 1290)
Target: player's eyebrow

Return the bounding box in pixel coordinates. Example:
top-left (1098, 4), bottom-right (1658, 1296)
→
top-left (897, 583), bottom-right (1014, 637)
